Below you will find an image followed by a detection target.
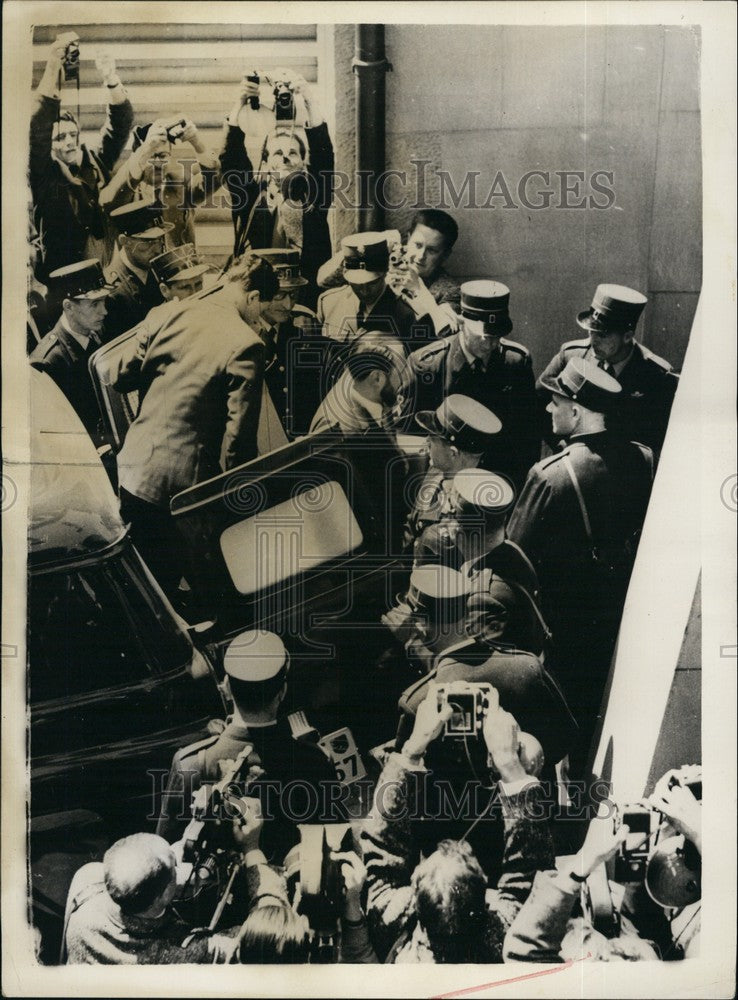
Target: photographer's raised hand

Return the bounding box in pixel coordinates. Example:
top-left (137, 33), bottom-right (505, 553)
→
top-left (650, 783), bottom-right (702, 854)
top-left (38, 31), bottom-right (80, 99)
top-left (331, 850), bottom-right (367, 922)
top-left (482, 693), bottom-right (528, 783)
top-left (403, 684), bottom-right (453, 763)
top-left (290, 72), bottom-right (324, 126)
top-left (231, 796), bottom-right (265, 856)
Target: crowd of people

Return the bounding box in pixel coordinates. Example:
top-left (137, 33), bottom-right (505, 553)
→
top-left (26, 32), bottom-right (695, 967)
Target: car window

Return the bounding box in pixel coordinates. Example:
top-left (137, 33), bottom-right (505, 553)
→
top-left (28, 548), bottom-right (192, 704)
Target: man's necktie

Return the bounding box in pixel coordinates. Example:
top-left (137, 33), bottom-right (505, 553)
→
top-left (356, 308), bottom-right (366, 330)
top-left (598, 359), bottom-right (616, 378)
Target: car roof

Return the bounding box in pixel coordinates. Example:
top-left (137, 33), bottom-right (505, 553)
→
top-left (29, 369), bottom-right (126, 568)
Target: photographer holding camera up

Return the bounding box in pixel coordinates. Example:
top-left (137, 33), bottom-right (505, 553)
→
top-left (220, 69), bottom-right (334, 309)
top-left (100, 112), bottom-right (220, 251)
top-left (362, 685), bottom-right (555, 963)
top-left (30, 31), bottom-right (134, 282)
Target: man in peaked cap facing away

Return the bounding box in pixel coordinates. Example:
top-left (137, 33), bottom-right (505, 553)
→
top-left (414, 469), bottom-right (549, 659)
top-left (30, 259), bottom-right (113, 444)
top-left (101, 200), bottom-right (173, 343)
top-left (402, 394), bottom-right (502, 552)
top-left (157, 629), bottom-right (344, 862)
top-left (537, 283), bottom-right (679, 459)
top-left (317, 231), bottom-right (452, 350)
top-left (409, 280), bottom-right (540, 488)
top-left (507, 357), bottom-right (655, 776)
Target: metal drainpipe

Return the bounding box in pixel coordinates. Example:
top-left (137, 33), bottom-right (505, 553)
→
top-left (352, 25), bottom-right (392, 232)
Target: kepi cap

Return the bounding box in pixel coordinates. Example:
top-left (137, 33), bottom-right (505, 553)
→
top-left (460, 280), bottom-right (512, 335)
top-left (223, 629), bottom-right (289, 683)
top-left (407, 564), bottom-right (471, 624)
top-left (452, 468), bottom-right (515, 520)
top-left (577, 283), bottom-right (647, 334)
top-left (415, 394), bottom-right (502, 453)
top-left (540, 356), bottom-right (622, 413)
top-left (110, 199), bottom-right (174, 239)
top-left (150, 243), bottom-right (210, 285)
top-left (253, 248), bottom-right (308, 288)
top-left (341, 232), bottom-right (390, 284)
top-left (47, 258), bottom-right (114, 301)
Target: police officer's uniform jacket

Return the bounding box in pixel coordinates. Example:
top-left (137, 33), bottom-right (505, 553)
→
top-left (413, 527), bottom-right (549, 657)
top-left (29, 316), bottom-right (103, 442)
top-left (507, 430), bottom-right (654, 684)
top-left (409, 333), bottom-right (540, 485)
top-left (537, 338), bottom-right (679, 457)
top-left (156, 716), bottom-right (343, 861)
top-left (260, 304), bottom-right (322, 438)
top-left (402, 468), bottom-right (456, 552)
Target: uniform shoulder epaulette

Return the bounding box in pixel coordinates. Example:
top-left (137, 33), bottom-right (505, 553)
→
top-left (174, 733), bottom-right (219, 762)
top-left (291, 303), bottom-right (318, 329)
top-left (411, 336), bottom-right (453, 363)
top-left (536, 448), bottom-right (570, 471)
top-left (561, 337), bottom-right (590, 352)
top-left (638, 342), bottom-right (674, 374)
top-left (36, 332), bottom-right (59, 356)
top-left (292, 303), bottom-right (318, 320)
top-left (318, 284), bottom-right (349, 303)
top-left (500, 337), bottom-right (530, 359)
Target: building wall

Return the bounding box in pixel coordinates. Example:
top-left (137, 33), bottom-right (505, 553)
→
top-left (335, 24), bottom-right (701, 374)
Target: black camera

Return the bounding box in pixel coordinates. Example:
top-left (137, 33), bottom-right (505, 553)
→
top-left (273, 80), bottom-right (296, 121)
top-left (436, 682), bottom-right (493, 738)
top-left (612, 803), bottom-right (658, 883)
top-left (246, 71), bottom-right (260, 110)
top-left (166, 118), bottom-right (187, 143)
top-left (63, 40), bottom-right (80, 82)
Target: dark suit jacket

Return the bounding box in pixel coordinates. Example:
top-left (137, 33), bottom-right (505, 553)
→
top-left (29, 317), bottom-right (102, 441)
top-left (537, 338), bottom-right (679, 457)
top-left (409, 333), bottom-right (540, 487)
top-left (112, 295), bottom-right (264, 506)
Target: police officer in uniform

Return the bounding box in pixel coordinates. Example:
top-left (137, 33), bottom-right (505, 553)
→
top-left (29, 258), bottom-right (113, 445)
top-left (414, 469), bottom-right (549, 657)
top-left (508, 357), bottom-right (655, 775)
top-left (252, 248), bottom-right (322, 438)
top-left (156, 630), bottom-right (343, 861)
top-left (101, 200), bottom-right (172, 343)
top-left (403, 395), bottom-right (502, 552)
top-left (409, 280), bottom-right (539, 487)
top-left (317, 232), bottom-right (450, 350)
top-left (537, 283), bottom-right (679, 459)
top-left (150, 242), bottom-right (212, 302)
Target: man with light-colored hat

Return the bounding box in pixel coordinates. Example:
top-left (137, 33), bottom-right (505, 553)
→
top-left (538, 283), bottom-right (679, 458)
top-left (317, 231), bottom-right (451, 349)
top-left (30, 258), bottom-right (114, 442)
top-left (409, 279), bottom-right (539, 486)
top-left (157, 629), bottom-right (343, 859)
top-left (403, 394), bottom-right (502, 552)
top-left (413, 469), bottom-right (548, 658)
top-left (102, 200), bottom-right (174, 343)
top-left (508, 356), bottom-right (655, 776)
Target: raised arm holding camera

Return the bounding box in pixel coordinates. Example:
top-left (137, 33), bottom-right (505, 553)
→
top-left (219, 69), bottom-right (334, 309)
top-left (30, 32), bottom-right (134, 282)
top-left (362, 686), bottom-right (555, 963)
top-left (100, 112), bottom-right (220, 250)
